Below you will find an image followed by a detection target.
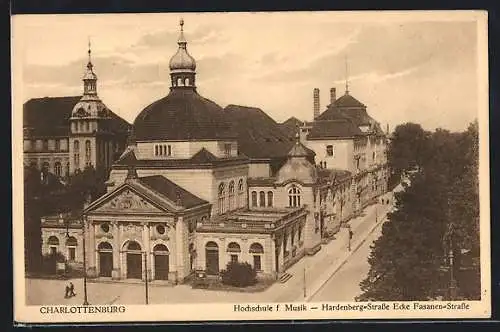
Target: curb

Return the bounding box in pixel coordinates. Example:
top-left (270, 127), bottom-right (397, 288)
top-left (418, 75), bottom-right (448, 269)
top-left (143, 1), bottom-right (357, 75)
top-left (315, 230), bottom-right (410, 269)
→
top-left (301, 211), bottom-right (388, 302)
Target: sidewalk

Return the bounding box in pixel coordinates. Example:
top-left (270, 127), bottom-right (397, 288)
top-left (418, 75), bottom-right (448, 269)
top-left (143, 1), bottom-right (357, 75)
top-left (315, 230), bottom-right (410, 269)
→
top-left (271, 192), bottom-right (394, 302)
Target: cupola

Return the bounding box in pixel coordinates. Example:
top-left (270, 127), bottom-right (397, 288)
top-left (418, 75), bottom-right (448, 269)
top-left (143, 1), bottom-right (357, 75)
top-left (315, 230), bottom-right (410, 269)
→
top-left (169, 19), bottom-right (196, 90)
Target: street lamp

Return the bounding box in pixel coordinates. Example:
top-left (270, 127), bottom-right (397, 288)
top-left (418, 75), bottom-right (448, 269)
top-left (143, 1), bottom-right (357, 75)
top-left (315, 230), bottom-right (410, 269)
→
top-left (82, 216), bottom-right (89, 305)
top-left (64, 216), bottom-right (88, 305)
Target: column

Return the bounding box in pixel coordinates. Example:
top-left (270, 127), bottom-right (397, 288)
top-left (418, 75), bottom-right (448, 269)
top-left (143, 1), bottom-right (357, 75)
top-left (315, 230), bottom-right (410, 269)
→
top-left (175, 217), bottom-right (184, 282)
top-left (87, 220), bottom-right (97, 277)
top-left (277, 236), bottom-right (284, 273)
top-left (111, 221), bottom-right (121, 279)
top-left (142, 223), bottom-right (151, 281)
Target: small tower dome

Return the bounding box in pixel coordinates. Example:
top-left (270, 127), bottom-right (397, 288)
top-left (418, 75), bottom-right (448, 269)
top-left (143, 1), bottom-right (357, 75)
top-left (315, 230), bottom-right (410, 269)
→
top-left (169, 19), bottom-right (196, 72)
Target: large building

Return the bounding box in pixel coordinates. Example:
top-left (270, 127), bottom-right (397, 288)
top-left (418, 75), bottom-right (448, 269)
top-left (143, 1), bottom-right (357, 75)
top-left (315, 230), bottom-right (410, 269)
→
top-left (41, 19), bottom-right (388, 285)
top-left (23, 45), bottom-right (130, 179)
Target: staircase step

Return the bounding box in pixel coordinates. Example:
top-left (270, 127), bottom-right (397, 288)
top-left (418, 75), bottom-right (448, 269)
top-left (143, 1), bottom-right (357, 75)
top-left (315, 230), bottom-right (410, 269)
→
top-left (279, 273), bottom-right (292, 283)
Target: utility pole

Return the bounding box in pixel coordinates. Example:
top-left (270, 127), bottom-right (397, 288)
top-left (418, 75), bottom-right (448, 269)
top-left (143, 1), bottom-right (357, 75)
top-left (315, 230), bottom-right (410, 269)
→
top-left (144, 251), bottom-right (149, 305)
top-left (303, 256), bottom-right (307, 299)
top-left (444, 196), bottom-right (458, 301)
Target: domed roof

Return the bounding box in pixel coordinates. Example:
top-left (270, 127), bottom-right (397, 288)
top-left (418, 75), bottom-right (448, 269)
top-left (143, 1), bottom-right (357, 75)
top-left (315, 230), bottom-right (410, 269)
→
top-left (71, 99), bottom-right (110, 118)
top-left (276, 157), bottom-right (317, 185)
top-left (169, 47), bottom-right (196, 72)
top-left (276, 141), bottom-right (317, 184)
top-left (133, 89), bottom-right (237, 141)
top-left (169, 19), bottom-right (196, 72)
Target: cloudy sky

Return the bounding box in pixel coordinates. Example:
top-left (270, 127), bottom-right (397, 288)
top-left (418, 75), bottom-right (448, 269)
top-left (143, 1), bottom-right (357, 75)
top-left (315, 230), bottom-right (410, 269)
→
top-left (13, 11), bottom-right (485, 132)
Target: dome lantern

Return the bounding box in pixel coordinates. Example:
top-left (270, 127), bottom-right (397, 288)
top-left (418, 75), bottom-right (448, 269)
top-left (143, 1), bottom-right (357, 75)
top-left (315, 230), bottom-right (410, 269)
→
top-left (82, 39), bottom-right (98, 98)
top-left (169, 19), bottom-right (197, 90)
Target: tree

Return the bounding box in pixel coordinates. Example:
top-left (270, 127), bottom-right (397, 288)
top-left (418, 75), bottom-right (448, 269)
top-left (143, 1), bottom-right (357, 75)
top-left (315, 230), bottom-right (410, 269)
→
top-left (387, 123), bottom-right (429, 181)
top-left (220, 261), bottom-right (257, 287)
top-left (357, 121), bottom-right (480, 301)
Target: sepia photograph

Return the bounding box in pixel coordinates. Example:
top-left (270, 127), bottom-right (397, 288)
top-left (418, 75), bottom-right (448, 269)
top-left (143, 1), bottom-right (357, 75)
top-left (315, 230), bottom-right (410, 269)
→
top-left (12, 10), bottom-right (490, 323)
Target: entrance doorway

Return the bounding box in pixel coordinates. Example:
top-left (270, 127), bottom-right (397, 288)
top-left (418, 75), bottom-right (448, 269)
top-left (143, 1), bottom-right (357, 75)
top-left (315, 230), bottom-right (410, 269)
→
top-left (126, 241), bottom-right (142, 279)
top-left (98, 242), bottom-right (113, 277)
top-left (153, 244), bottom-right (169, 280)
top-left (205, 241), bottom-right (219, 275)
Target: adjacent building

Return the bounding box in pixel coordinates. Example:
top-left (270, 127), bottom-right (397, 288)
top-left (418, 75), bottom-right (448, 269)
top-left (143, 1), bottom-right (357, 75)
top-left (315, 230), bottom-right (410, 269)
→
top-left (23, 45), bottom-right (130, 179)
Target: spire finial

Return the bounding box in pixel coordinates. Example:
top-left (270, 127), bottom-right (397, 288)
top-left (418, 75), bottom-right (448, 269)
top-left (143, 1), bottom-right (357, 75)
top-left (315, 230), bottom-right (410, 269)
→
top-left (295, 125), bottom-right (301, 144)
top-left (87, 37), bottom-right (93, 70)
top-left (345, 55), bottom-right (350, 95)
top-left (180, 18), bottom-right (184, 31)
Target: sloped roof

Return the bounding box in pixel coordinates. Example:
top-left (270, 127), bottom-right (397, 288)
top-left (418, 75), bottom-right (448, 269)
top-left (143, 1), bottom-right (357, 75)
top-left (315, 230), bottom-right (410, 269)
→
top-left (23, 96), bottom-right (130, 138)
top-left (308, 119), bottom-right (363, 139)
top-left (133, 89), bottom-right (237, 141)
top-left (139, 175), bottom-right (207, 209)
top-left (190, 148), bottom-right (218, 163)
top-left (23, 96), bottom-right (81, 137)
top-left (332, 93), bottom-right (366, 108)
top-left (223, 104), bottom-right (297, 159)
top-left (280, 116), bottom-right (304, 135)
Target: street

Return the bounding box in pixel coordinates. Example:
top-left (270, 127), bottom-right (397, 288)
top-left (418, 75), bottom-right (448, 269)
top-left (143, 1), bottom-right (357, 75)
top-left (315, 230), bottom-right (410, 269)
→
top-left (309, 216), bottom-right (385, 301)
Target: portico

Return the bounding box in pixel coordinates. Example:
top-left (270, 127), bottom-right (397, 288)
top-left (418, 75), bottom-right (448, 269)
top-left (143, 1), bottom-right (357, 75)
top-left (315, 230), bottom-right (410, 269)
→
top-left (83, 168), bottom-right (211, 283)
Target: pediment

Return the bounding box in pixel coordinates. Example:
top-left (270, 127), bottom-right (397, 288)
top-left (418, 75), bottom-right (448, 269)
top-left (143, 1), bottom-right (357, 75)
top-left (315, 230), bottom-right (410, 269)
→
top-left (88, 186), bottom-right (168, 215)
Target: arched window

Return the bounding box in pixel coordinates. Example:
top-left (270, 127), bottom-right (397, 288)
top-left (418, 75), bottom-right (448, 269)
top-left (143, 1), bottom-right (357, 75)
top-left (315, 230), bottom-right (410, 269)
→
top-left (227, 242), bottom-right (241, 253)
top-left (47, 236), bottom-right (59, 255)
top-left (288, 185), bottom-right (301, 207)
top-left (251, 191), bottom-right (257, 207)
top-left (85, 140), bottom-right (91, 166)
top-left (153, 244), bottom-right (169, 254)
top-left (98, 242), bottom-right (112, 251)
top-left (184, 77), bottom-right (189, 86)
top-left (66, 236), bottom-right (78, 261)
top-left (48, 236), bottom-right (59, 246)
top-left (249, 243), bottom-right (264, 271)
top-left (85, 121), bottom-right (90, 132)
top-left (227, 242), bottom-right (241, 263)
top-left (267, 191), bottom-right (274, 207)
top-left (218, 182), bottom-right (226, 214)
top-left (54, 162), bottom-right (62, 177)
top-left (238, 179), bottom-right (245, 207)
top-left (259, 191), bottom-right (266, 207)
top-left (127, 241), bottom-right (141, 251)
top-left (228, 181), bottom-right (235, 211)
top-left (73, 140), bottom-right (80, 170)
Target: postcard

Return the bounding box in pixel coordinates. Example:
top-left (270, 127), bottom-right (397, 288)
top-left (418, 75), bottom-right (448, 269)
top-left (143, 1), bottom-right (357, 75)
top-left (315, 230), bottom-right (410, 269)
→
top-left (12, 10), bottom-right (490, 324)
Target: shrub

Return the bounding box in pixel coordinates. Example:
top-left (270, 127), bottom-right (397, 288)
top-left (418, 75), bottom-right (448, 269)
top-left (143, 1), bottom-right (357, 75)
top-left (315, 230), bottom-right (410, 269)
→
top-left (40, 252), bottom-right (66, 275)
top-left (220, 261), bottom-right (257, 287)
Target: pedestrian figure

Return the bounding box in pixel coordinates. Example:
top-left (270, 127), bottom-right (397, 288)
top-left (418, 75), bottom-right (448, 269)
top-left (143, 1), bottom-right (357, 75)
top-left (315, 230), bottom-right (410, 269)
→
top-left (64, 285), bottom-right (70, 298)
top-left (69, 282), bottom-right (76, 297)
top-left (348, 227), bottom-right (354, 252)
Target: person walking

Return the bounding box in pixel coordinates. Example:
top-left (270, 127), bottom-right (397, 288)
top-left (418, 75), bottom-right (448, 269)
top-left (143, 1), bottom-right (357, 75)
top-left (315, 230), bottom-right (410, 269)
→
top-left (69, 281), bottom-right (76, 297)
top-left (64, 285), bottom-right (70, 298)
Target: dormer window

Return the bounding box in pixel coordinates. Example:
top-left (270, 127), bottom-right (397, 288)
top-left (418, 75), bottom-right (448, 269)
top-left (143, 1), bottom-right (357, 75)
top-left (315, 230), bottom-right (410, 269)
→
top-left (154, 144), bottom-right (172, 157)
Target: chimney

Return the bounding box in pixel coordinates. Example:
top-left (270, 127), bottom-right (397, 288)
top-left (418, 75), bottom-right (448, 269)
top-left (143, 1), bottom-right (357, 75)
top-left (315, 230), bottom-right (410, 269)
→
top-left (313, 88), bottom-right (320, 119)
top-left (330, 87), bottom-right (336, 105)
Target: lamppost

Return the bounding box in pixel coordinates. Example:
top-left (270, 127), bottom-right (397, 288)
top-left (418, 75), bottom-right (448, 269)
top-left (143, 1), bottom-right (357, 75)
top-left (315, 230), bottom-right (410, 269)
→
top-left (64, 216), bottom-right (88, 305)
top-left (82, 216), bottom-right (89, 305)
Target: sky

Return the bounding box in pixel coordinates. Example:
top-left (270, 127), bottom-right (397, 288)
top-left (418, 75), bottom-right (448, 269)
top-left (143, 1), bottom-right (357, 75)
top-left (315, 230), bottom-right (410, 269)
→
top-left (12, 11), bottom-right (486, 132)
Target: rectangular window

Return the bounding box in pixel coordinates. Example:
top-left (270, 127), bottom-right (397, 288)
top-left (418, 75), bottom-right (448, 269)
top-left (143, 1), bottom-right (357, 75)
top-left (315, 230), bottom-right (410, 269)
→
top-left (231, 254), bottom-right (238, 263)
top-left (50, 246), bottom-right (57, 255)
top-left (167, 145), bottom-right (172, 156)
top-left (68, 247), bottom-right (76, 261)
top-left (224, 143), bottom-right (231, 157)
top-left (326, 145), bottom-right (334, 156)
top-left (253, 255), bottom-right (262, 271)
